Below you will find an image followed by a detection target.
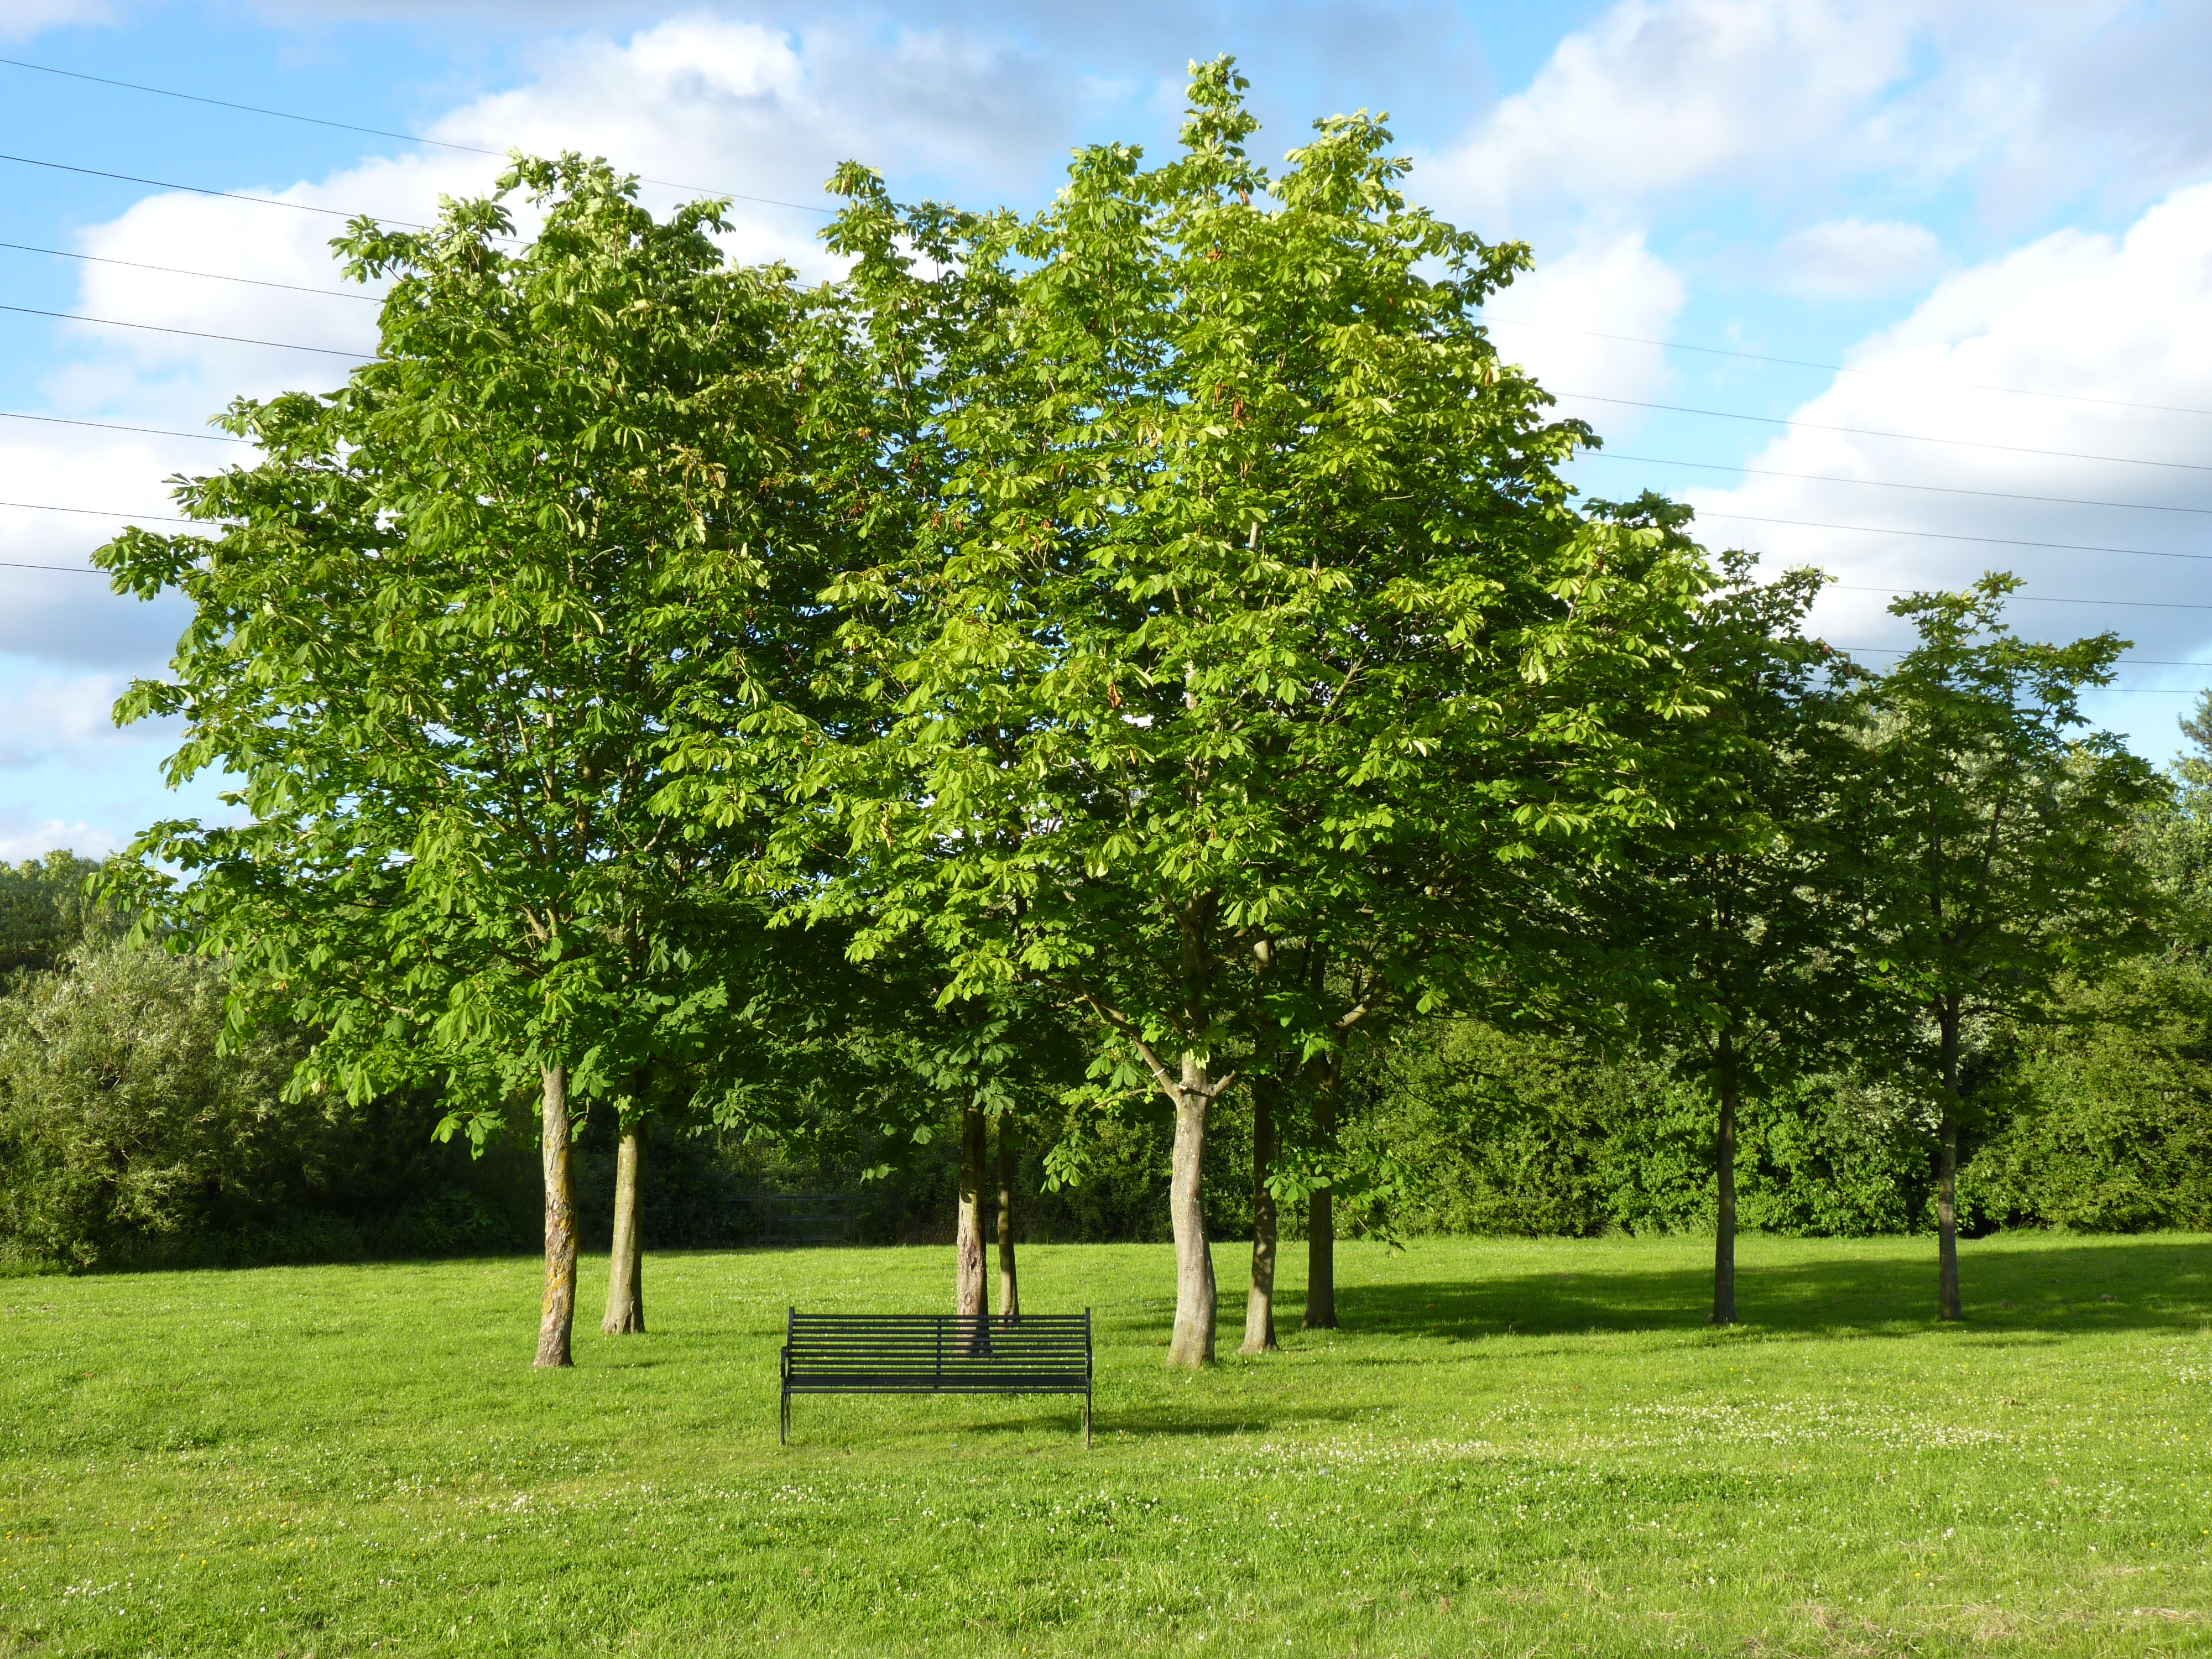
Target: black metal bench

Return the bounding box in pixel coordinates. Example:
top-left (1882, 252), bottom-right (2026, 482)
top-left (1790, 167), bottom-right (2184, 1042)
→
top-left (780, 1310), bottom-right (1093, 1446)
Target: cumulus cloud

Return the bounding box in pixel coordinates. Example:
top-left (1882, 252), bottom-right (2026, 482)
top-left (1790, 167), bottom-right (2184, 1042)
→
top-left (0, 669), bottom-right (165, 769)
top-left (0, 0), bottom-right (118, 41)
top-left (1773, 217), bottom-right (1945, 300)
top-left (2, 11), bottom-right (1103, 673)
top-left (1684, 181), bottom-right (2212, 714)
top-left (0, 818), bottom-right (123, 863)
top-left (1479, 232), bottom-right (1689, 422)
top-left (1425, 0), bottom-right (1918, 235)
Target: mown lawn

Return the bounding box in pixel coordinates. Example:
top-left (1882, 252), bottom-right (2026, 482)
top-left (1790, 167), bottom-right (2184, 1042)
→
top-left (1, 1230), bottom-right (2206, 1656)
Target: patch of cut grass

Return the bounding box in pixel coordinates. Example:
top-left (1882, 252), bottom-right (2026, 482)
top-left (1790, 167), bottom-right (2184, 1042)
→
top-left (2, 1231), bottom-right (2207, 1655)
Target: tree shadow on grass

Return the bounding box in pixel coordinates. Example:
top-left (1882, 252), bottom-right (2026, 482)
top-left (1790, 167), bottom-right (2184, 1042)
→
top-left (1328, 1236), bottom-right (2212, 1344)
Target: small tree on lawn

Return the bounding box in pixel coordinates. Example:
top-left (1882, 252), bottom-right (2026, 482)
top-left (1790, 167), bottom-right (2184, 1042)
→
top-left (97, 156), bottom-right (818, 1365)
top-left (1850, 575), bottom-right (2162, 1322)
top-left (1594, 539), bottom-right (1868, 1324)
top-left (774, 61), bottom-right (1715, 1367)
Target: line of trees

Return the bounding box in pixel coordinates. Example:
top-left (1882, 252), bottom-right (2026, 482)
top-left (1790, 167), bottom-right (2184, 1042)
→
top-left (77, 61), bottom-right (2169, 1365)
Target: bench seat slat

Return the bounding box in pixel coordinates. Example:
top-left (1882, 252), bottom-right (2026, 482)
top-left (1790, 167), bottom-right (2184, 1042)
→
top-left (781, 1307), bottom-right (1093, 1447)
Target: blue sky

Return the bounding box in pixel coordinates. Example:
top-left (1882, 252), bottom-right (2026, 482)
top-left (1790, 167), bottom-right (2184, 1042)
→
top-left (4, 0), bottom-right (2212, 860)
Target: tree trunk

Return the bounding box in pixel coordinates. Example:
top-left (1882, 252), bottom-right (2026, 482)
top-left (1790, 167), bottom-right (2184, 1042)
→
top-left (1243, 1081), bottom-right (1279, 1355)
top-left (1303, 1056), bottom-right (1340, 1331)
top-left (602, 1115), bottom-right (646, 1336)
top-left (997, 1120), bottom-right (1020, 1325)
top-left (1937, 1117), bottom-right (1961, 1321)
top-left (1167, 1052), bottom-right (1217, 1368)
top-left (1711, 1042), bottom-right (1738, 1327)
top-left (956, 1102), bottom-right (990, 1347)
top-left (1937, 1006), bottom-right (1963, 1322)
top-left (535, 1063), bottom-right (577, 1368)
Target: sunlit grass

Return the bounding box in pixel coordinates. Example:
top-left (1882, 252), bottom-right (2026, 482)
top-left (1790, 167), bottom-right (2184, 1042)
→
top-left (2, 1230), bottom-right (2206, 1656)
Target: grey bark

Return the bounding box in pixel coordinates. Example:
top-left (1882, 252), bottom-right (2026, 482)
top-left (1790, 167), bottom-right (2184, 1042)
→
top-left (1303, 1055), bottom-right (1340, 1331)
top-left (997, 1121), bottom-right (1020, 1324)
top-left (1937, 1003), bottom-right (1963, 1322)
top-left (1167, 1051), bottom-right (1218, 1368)
top-left (1243, 1081), bottom-right (1280, 1355)
top-left (603, 1115), bottom-right (646, 1335)
top-left (1711, 1040), bottom-right (1738, 1327)
top-left (534, 1063), bottom-right (577, 1368)
top-left (956, 1102), bottom-right (990, 1345)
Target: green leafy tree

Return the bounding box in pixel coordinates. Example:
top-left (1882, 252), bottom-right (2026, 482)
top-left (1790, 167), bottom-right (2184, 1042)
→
top-left (771, 61), bottom-right (1714, 1366)
top-left (0, 852), bottom-right (114, 980)
top-left (96, 155), bottom-right (816, 1365)
top-left (1595, 544), bottom-right (1867, 1323)
top-left (1851, 575), bottom-right (2163, 1321)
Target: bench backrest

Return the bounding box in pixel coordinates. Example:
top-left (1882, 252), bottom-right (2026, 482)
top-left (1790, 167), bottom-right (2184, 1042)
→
top-left (784, 1311), bottom-right (1091, 1387)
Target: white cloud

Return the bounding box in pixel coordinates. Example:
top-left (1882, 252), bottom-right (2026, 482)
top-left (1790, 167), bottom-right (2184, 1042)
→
top-left (1773, 217), bottom-right (1944, 300)
top-left (0, 0), bottom-right (117, 42)
top-left (1684, 181), bottom-right (2212, 705)
top-left (0, 11), bottom-right (1101, 670)
top-left (0, 669), bottom-right (164, 769)
top-left (0, 818), bottom-right (122, 863)
top-left (1426, 0), bottom-right (1917, 234)
top-left (1480, 232), bottom-right (1688, 425)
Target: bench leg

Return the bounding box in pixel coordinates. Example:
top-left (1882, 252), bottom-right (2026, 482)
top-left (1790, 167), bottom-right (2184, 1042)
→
top-left (781, 1390), bottom-right (790, 1447)
top-left (1084, 1391), bottom-right (1092, 1450)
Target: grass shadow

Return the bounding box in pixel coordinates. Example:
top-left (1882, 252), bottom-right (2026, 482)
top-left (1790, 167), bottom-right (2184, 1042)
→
top-left (1331, 1235), bottom-right (2212, 1343)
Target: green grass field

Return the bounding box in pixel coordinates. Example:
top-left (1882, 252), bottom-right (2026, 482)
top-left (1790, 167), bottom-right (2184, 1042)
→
top-left (2, 1232), bottom-right (2207, 1657)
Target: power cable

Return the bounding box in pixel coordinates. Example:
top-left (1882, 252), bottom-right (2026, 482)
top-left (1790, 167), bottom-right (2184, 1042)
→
top-left (1, 410), bottom-right (245, 443)
top-left (1553, 390), bottom-right (2212, 474)
top-left (0, 240), bottom-right (379, 301)
top-left (0, 150), bottom-right (429, 228)
top-left (0, 501), bottom-right (187, 521)
top-left (1831, 583), bottom-right (2212, 613)
top-left (1485, 313), bottom-right (2212, 420)
top-left (0, 56), bottom-right (836, 217)
top-left (1834, 645), bottom-right (2208, 667)
top-left (1579, 450), bottom-right (2212, 517)
top-left (0, 301), bottom-right (367, 358)
top-left (1696, 512), bottom-right (2212, 564)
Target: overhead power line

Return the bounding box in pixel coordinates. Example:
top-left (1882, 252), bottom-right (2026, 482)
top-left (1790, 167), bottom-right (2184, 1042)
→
top-left (0, 149), bottom-right (430, 227)
top-left (1837, 644), bottom-right (2209, 668)
top-left (1553, 390), bottom-right (2212, 474)
top-left (0, 301), bottom-right (367, 358)
top-left (0, 56), bottom-right (836, 217)
top-left (1, 410), bottom-right (244, 442)
top-left (0, 240), bottom-right (379, 301)
top-left (1832, 583), bottom-right (2212, 613)
top-left (0, 500), bottom-right (187, 521)
top-left (1581, 450), bottom-right (2212, 517)
top-left (1697, 511), bottom-right (2212, 564)
top-left (1486, 314), bottom-right (2212, 420)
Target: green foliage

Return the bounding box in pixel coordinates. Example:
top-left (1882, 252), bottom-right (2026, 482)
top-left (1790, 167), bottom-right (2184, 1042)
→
top-left (1964, 958), bottom-right (2212, 1232)
top-left (1342, 1019), bottom-right (1937, 1239)
top-left (1850, 574), bottom-right (2166, 1102)
top-left (95, 155), bottom-right (817, 1131)
top-left (0, 851), bottom-right (114, 980)
top-left (0, 938), bottom-right (533, 1270)
top-left (784, 62), bottom-right (1714, 1075)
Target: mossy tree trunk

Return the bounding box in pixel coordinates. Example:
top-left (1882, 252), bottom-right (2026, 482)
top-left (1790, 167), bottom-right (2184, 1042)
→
top-left (1242, 1081), bottom-right (1280, 1355)
top-left (1303, 1055), bottom-right (1340, 1331)
top-left (1167, 1051), bottom-right (1218, 1368)
top-left (1936, 999), bottom-right (1964, 1323)
top-left (603, 1114), bottom-right (646, 1336)
top-left (535, 1063), bottom-right (577, 1368)
top-left (1711, 1036), bottom-right (1738, 1327)
top-left (996, 1120), bottom-right (1020, 1324)
top-left (956, 1102), bottom-right (990, 1347)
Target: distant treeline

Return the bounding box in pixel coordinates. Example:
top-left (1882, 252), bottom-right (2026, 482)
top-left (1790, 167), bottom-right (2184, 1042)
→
top-left (7, 848), bottom-right (2205, 1275)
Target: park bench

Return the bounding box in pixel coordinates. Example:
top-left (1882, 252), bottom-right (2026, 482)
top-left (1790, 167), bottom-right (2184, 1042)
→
top-left (779, 1310), bottom-right (1093, 1447)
